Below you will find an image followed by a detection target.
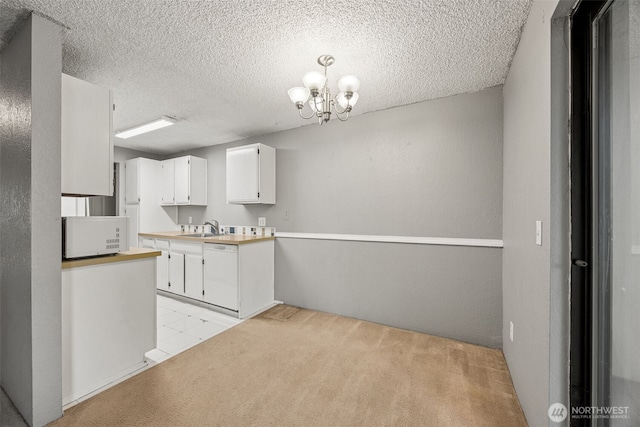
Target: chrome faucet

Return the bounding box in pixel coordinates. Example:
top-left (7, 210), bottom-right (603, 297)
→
top-left (204, 219), bottom-right (219, 235)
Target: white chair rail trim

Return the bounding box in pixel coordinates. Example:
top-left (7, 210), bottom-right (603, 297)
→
top-left (275, 232), bottom-right (503, 248)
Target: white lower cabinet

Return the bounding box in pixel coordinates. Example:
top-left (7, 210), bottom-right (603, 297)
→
top-left (143, 238), bottom-right (203, 296)
top-left (184, 252), bottom-right (204, 300)
top-left (141, 238), bottom-right (170, 292)
top-left (167, 241), bottom-right (203, 298)
top-left (169, 252), bottom-right (185, 295)
top-left (143, 236), bottom-right (274, 318)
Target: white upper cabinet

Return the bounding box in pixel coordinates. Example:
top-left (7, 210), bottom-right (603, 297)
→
top-left (125, 158), bottom-right (140, 204)
top-left (174, 156), bottom-right (191, 204)
top-left (61, 74), bottom-right (114, 197)
top-left (160, 159), bottom-right (175, 204)
top-left (161, 156), bottom-right (207, 206)
top-left (226, 143), bottom-right (275, 204)
top-left (124, 158), bottom-right (178, 241)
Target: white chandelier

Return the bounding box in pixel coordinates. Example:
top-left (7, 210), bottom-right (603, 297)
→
top-left (287, 55), bottom-right (360, 124)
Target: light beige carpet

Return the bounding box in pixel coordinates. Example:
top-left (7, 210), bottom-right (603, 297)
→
top-left (49, 307), bottom-right (527, 427)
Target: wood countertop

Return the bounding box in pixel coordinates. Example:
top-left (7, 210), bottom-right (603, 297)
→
top-left (62, 247), bottom-right (161, 270)
top-left (138, 231), bottom-right (275, 245)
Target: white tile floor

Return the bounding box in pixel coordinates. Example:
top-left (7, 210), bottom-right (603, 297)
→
top-left (63, 294), bottom-right (243, 410)
top-left (147, 294), bottom-right (243, 364)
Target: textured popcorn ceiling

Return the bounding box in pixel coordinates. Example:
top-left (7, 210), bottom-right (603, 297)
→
top-left (1, 0), bottom-right (532, 155)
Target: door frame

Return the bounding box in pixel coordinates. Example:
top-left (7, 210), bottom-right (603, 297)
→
top-left (569, 0), bottom-right (607, 418)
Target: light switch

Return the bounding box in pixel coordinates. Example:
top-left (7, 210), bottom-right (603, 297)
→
top-left (536, 221), bottom-right (543, 246)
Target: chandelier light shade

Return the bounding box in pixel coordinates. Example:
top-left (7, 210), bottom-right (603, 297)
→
top-left (288, 54), bottom-right (360, 124)
top-left (337, 75), bottom-right (361, 93)
top-left (302, 72), bottom-right (327, 91)
top-left (287, 87), bottom-right (310, 105)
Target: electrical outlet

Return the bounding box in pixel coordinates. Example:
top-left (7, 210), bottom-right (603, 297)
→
top-left (284, 211), bottom-right (289, 220)
top-left (509, 321), bottom-right (514, 342)
top-left (188, 216), bottom-right (193, 224)
top-left (258, 217), bottom-right (266, 226)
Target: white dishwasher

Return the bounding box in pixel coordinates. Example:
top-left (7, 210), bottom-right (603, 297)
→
top-left (203, 244), bottom-right (239, 311)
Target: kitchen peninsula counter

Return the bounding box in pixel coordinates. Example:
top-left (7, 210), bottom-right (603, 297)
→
top-left (62, 247), bottom-right (160, 269)
top-left (62, 247), bottom-right (158, 406)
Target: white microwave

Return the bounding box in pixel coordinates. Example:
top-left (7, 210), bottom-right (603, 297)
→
top-left (63, 216), bottom-right (129, 259)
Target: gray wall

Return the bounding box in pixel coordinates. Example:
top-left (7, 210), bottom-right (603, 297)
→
top-left (502, 1), bottom-right (571, 426)
top-left (0, 14), bottom-right (63, 426)
top-left (114, 146), bottom-right (163, 163)
top-left (173, 86), bottom-right (504, 347)
top-left (178, 87), bottom-right (503, 238)
top-left (277, 239), bottom-right (502, 346)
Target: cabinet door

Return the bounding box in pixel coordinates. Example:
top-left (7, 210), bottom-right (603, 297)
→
top-left (157, 250), bottom-right (170, 291)
top-left (169, 252), bottom-right (185, 295)
top-left (203, 246), bottom-right (239, 310)
top-left (124, 159), bottom-right (140, 204)
top-left (227, 146), bottom-right (259, 204)
top-left (141, 239), bottom-right (168, 291)
top-left (174, 157), bottom-right (190, 204)
top-left (188, 157), bottom-right (208, 205)
top-left (161, 160), bottom-right (175, 205)
top-left (184, 253), bottom-right (203, 300)
top-left (155, 240), bottom-right (170, 291)
top-left (61, 74), bottom-right (113, 196)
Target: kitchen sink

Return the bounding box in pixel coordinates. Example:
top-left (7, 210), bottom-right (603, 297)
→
top-left (180, 233), bottom-right (219, 238)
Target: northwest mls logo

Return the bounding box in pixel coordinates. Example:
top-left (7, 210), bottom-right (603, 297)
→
top-left (548, 403), bottom-right (568, 422)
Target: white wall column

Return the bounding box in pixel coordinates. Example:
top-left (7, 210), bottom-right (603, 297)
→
top-left (0, 14), bottom-right (63, 426)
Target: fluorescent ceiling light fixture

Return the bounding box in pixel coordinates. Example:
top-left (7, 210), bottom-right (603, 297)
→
top-left (115, 116), bottom-right (178, 139)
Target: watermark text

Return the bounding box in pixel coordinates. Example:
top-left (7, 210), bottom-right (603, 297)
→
top-left (548, 403), bottom-right (630, 422)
